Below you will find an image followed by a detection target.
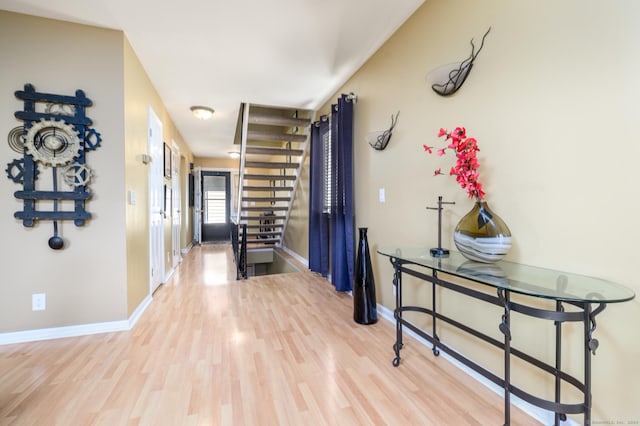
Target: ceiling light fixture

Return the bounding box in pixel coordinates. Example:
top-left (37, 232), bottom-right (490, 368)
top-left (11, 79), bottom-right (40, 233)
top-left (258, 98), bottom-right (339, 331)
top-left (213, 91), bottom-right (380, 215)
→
top-left (190, 106), bottom-right (214, 120)
top-left (228, 151), bottom-right (240, 159)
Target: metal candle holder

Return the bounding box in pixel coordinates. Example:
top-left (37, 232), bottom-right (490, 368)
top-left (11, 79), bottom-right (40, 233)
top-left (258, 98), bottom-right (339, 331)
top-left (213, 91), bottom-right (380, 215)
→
top-left (426, 195), bottom-right (455, 257)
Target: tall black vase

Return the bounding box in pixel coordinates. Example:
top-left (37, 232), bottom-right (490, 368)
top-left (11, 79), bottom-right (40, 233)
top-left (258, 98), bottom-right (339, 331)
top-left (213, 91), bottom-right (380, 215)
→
top-left (353, 227), bottom-right (378, 324)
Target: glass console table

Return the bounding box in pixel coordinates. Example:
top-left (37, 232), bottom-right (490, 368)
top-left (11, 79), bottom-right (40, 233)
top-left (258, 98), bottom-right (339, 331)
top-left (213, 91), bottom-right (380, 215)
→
top-left (377, 247), bottom-right (635, 426)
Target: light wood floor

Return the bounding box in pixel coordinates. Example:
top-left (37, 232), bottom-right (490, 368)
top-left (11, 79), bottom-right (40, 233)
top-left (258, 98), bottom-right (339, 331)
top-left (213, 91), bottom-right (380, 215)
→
top-left (0, 245), bottom-right (539, 425)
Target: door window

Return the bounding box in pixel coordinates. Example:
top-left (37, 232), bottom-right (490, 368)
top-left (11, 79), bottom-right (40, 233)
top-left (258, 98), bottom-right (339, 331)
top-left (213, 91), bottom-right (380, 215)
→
top-left (204, 175), bottom-right (227, 224)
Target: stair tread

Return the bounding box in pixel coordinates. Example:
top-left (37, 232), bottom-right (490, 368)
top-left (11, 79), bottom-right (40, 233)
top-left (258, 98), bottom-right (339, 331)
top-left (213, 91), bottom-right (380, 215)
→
top-left (246, 147), bottom-right (304, 156)
top-left (245, 161), bottom-right (299, 169)
top-left (242, 206), bottom-right (289, 211)
top-left (243, 197), bottom-right (291, 202)
top-left (244, 174), bottom-right (297, 180)
top-left (241, 215), bottom-right (287, 220)
top-left (244, 231), bottom-right (283, 237)
top-left (243, 186), bottom-right (294, 191)
top-left (244, 224), bottom-right (284, 229)
top-left (247, 114), bottom-right (311, 128)
top-left (245, 238), bottom-right (280, 243)
top-left (247, 130), bottom-right (306, 143)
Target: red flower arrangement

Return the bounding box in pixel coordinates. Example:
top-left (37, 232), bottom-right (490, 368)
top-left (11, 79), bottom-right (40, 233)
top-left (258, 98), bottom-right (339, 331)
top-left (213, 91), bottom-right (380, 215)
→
top-left (423, 127), bottom-right (485, 200)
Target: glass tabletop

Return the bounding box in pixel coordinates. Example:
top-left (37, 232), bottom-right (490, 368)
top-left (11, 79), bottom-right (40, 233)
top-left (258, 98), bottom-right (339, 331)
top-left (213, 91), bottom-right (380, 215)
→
top-left (377, 247), bottom-right (636, 304)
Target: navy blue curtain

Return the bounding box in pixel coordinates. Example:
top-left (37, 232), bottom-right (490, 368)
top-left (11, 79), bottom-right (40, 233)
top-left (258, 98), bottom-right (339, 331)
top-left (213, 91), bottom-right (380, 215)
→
top-left (329, 94), bottom-right (355, 292)
top-left (308, 118), bottom-right (329, 277)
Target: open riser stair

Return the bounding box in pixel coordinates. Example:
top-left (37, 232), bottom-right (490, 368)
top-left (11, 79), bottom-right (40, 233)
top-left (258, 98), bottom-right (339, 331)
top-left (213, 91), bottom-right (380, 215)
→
top-left (234, 103), bottom-right (312, 264)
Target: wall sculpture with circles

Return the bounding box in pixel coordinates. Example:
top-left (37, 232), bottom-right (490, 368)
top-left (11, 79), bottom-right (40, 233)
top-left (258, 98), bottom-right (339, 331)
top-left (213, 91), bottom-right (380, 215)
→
top-left (5, 84), bottom-right (102, 249)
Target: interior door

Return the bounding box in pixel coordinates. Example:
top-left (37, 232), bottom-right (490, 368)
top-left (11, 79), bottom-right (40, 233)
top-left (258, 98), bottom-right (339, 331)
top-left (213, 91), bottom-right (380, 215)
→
top-left (201, 171), bottom-right (231, 242)
top-left (171, 141), bottom-right (182, 267)
top-left (148, 106), bottom-right (164, 293)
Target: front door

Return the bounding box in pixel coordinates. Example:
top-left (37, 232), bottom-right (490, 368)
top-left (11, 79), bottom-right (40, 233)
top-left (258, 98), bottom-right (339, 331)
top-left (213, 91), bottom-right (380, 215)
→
top-left (201, 171), bottom-right (231, 242)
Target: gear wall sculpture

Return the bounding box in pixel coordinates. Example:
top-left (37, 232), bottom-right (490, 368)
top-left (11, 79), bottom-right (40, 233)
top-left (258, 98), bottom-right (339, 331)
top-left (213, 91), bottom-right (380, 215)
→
top-left (5, 84), bottom-right (102, 249)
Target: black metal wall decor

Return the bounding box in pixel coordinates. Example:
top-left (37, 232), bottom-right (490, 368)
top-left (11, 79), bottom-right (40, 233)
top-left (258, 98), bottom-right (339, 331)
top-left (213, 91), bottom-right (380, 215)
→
top-left (5, 84), bottom-right (102, 249)
top-left (428, 27), bottom-right (491, 96)
top-left (366, 111), bottom-right (400, 151)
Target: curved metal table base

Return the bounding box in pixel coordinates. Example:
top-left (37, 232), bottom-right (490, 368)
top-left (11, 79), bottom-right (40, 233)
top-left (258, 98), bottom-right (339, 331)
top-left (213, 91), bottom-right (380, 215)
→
top-left (388, 257), bottom-right (608, 426)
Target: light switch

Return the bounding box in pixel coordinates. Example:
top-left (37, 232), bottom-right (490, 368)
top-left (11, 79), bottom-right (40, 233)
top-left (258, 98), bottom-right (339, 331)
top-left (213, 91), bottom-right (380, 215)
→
top-left (128, 190), bottom-right (136, 205)
top-left (379, 188), bottom-right (386, 203)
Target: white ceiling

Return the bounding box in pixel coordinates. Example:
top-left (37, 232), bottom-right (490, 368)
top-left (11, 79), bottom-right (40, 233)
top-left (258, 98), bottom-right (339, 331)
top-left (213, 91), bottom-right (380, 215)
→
top-left (0, 0), bottom-right (425, 158)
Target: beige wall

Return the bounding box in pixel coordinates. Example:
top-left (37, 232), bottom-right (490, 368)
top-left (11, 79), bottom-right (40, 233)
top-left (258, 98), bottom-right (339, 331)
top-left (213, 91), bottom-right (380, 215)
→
top-left (123, 38), bottom-right (152, 316)
top-left (124, 35), bottom-right (193, 314)
top-left (309, 0), bottom-right (640, 421)
top-left (123, 39), bottom-right (194, 315)
top-left (0, 11), bottom-right (128, 329)
top-left (1, 11), bottom-right (194, 329)
top-left (194, 157), bottom-right (239, 169)
top-left (282, 151), bottom-right (310, 258)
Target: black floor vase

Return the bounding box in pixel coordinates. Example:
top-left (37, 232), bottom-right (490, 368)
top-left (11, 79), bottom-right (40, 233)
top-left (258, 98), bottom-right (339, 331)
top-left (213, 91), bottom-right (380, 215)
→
top-left (353, 227), bottom-right (378, 324)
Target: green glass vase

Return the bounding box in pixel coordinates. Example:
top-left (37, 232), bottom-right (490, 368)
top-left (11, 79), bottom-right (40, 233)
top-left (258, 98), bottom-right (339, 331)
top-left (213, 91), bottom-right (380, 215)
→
top-left (453, 199), bottom-right (512, 263)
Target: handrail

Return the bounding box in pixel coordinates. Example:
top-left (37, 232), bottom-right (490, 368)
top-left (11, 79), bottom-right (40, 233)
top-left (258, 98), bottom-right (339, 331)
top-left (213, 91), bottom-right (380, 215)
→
top-left (239, 223), bottom-right (247, 279)
top-left (236, 103), bottom-right (250, 222)
top-left (230, 223), bottom-right (239, 279)
top-left (280, 112), bottom-right (312, 244)
top-left (230, 223), bottom-right (247, 280)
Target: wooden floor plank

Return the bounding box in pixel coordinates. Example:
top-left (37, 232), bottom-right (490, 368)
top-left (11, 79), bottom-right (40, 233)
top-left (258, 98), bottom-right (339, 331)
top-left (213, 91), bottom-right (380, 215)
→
top-left (0, 244), bottom-right (540, 425)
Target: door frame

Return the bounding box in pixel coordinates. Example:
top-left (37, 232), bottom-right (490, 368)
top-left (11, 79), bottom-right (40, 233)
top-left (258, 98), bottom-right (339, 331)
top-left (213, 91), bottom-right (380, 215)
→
top-left (193, 167), bottom-right (202, 244)
top-left (194, 167), bottom-right (238, 244)
top-left (148, 106), bottom-right (164, 294)
top-left (201, 170), bottom-right (231, 242)
top-left (171, 140), bottom-right (182, 268)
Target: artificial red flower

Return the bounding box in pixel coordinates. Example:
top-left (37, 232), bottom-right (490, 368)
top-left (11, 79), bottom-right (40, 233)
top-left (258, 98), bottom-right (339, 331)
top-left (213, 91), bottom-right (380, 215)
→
top-left (424, 127), bottom-right (485, 200)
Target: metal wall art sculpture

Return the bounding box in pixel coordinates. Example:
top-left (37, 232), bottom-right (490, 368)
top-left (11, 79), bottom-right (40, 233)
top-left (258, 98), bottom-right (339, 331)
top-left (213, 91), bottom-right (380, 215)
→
top-left (366, 111), bottom-right (399, 151)
top-left (5, 84), bottom-right (102, 249)
top-left (428, 27), bottom-right (491, 96)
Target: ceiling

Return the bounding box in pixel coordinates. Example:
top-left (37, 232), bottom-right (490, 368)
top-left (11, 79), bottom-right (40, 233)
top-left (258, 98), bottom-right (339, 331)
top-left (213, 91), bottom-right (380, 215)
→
top-left (0, 0), bottom-right (425, 158)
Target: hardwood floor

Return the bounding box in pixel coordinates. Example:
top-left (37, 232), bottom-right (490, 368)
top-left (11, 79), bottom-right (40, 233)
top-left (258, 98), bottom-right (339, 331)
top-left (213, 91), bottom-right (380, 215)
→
top-left (0, 245), bottom-right (539, 425)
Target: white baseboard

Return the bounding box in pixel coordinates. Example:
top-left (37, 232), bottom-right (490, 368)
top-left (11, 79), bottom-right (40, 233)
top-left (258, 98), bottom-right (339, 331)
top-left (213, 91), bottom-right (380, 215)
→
top-left (0, 294), bottom-right (153, 346)
top-left (279, 245), bottom-right (309, 268)
top-left (128, 294), bottom-right (153, 329)
top-left (376, 304), bottom-right (578, 426)
top-left (164, 266), bottom-right (175, 283)
top-left (181, 242), bottom-right (193, 255)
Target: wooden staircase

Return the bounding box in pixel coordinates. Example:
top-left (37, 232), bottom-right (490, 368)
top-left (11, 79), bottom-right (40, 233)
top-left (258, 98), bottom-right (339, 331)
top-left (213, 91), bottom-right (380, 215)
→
top-left (235, 103), bottom-right (312, 248)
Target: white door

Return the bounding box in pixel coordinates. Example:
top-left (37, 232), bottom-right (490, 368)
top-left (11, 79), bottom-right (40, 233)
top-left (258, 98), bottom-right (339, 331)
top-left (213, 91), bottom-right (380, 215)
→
top-left (171, 141), bottom-right (182, 267)
top-left (193, 168), bottom-right (202, 244)
top-left (148, 106), bottom-right (164, 294)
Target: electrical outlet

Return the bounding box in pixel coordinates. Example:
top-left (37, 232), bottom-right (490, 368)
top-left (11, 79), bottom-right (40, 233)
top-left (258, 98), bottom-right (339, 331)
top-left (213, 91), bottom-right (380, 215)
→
top-left (32, 293), bottom-right (46, 311)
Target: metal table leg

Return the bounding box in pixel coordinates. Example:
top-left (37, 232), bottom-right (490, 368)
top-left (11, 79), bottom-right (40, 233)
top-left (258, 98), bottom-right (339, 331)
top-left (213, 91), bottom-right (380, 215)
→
top-left (499, 289), bottom-right (512, 426)
top-left (392, 258), bottom-right (403, 367)
top-left (432, 270), bottom-right (440, 356)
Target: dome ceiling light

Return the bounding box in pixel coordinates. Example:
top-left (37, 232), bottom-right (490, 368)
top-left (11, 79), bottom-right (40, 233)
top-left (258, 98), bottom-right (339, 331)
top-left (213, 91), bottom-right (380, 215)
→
top-left (190, 106), bottom-right (214, 120)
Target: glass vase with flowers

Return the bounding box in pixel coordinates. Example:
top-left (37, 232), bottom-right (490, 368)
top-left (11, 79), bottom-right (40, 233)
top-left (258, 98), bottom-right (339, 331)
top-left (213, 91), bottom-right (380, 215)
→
top-left (423, 127), bottom-right (511, 263)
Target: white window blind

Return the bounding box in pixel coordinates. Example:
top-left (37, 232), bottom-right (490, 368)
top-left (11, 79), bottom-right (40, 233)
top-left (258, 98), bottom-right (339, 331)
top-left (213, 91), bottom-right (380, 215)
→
top-left (203, 175), bottom-right (227, 224)
top-left (322, 128), bottom-right (332, 213)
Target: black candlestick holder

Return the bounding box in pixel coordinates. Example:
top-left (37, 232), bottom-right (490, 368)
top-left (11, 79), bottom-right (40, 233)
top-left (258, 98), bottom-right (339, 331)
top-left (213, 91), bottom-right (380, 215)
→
top-left (426, 195), bottom-right (455, 257)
